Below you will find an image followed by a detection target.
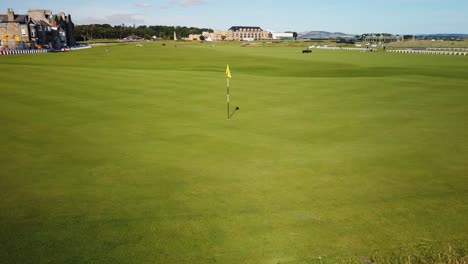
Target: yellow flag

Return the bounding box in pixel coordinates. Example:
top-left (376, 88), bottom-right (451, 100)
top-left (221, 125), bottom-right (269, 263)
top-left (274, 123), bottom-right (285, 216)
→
top-left (226, 64), bottom-right (232, 78)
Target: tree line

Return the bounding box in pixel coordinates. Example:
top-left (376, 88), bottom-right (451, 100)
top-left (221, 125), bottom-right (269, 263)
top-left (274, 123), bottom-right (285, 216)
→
top-left (75, 24), bottom-right (213, 41)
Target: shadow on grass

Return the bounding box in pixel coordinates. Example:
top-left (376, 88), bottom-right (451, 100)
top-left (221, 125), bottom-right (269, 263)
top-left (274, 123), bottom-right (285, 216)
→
top-left (292, 240), bottom-right (467, 264)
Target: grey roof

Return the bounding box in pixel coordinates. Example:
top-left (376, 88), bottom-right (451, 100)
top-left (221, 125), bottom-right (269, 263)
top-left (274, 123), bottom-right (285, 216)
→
top-left (229, 26), bottom-right (263, 31)
top-left (0, 11), bottom-right (71, 25)
top-left (15, 14), bottom-right (28, 23)
top-left (30, 19), bottom-right (51, 26)
top-left (0, 14), bottom-right (28, 23)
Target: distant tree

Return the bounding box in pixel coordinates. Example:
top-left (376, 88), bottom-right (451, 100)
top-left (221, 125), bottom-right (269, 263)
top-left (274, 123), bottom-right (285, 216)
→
top-left (403, 35), bottom-right (413, 40)
top-left (221, 35), bottom-right (227, 41)
top-left (292, 32), bottom-right (298, 41)
top-left (199, 35), bottom-right (205, 41)
top-left (74, 24), bottom-right (213, 41)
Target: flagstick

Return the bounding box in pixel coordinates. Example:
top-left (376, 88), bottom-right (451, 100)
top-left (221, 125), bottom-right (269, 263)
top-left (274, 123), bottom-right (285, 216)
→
top-left (227, 77), bottom-right (230, 120)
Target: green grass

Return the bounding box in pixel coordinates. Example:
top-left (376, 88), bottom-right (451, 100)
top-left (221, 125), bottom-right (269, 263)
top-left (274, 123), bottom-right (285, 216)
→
top-left (1, 42), bottom-right (467, 264)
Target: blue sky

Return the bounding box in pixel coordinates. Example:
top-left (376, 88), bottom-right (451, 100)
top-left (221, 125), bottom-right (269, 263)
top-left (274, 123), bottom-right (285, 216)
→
top-left (1, 0), bottom-right (467, 34)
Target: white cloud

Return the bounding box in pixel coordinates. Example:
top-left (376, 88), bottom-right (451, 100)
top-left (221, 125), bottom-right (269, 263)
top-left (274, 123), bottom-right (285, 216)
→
top-left (135, 2), bottom-right (152, 8)
top-left (160, 0), bottom-right (208, 9)
top-left (179, 0), bottom-right (208, 7)
top-left (77, 13), bottom-right (146, 25)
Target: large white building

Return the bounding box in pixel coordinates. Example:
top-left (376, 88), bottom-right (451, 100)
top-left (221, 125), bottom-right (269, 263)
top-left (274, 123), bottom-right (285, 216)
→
top-left (187, 26), bottom-right (272, 41)
top-left (227, 26), bottom-right (271, 41)
top-left (271, 32), bottom-right (294, 40)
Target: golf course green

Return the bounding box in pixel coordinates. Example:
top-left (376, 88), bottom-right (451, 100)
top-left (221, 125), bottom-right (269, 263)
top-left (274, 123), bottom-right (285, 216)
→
top-left (1, 42), bottom-right (467, 263)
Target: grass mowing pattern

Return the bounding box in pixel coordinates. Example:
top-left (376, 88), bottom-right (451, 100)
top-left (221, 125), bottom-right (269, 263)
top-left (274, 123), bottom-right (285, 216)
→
top-left (1, 42), bottom-right (467, 263)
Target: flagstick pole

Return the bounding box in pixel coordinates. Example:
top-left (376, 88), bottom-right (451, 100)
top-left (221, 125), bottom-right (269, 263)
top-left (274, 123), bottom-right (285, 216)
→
top-left (227, 77), bottom-right (230, 120)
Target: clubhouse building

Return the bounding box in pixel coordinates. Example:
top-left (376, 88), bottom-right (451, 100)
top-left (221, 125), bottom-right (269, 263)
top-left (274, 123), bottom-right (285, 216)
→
top-left (188, 26), bottom-right (273, 41)
top-left (226, 26), bottom-right (272, 41)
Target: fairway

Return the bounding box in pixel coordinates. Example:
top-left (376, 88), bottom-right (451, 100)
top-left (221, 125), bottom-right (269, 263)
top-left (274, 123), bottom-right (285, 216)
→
top-left (1, 42), bottom-right (467, 263)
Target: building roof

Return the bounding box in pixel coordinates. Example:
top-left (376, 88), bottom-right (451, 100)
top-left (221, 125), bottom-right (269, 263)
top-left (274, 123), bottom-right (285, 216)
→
top-left (1, 9), bottom-right (72, 25)
top-left (229, 26), bottom-right (263, 31)
top-left (30, 19), bottom-right (51, 26)
top-left (0, 13), bottom-right (28, 23)
top-left (14, 14), bottom-right (28, 23)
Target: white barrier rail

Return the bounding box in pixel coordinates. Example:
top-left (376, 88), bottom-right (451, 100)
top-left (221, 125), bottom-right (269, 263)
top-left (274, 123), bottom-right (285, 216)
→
top-left (70, 45), bottom-right (92, 51)
top-left (1, 45), bottom-right (92, 56)
top-left (0, 49), bottom-right (49, 56)
top-left (427, 48), bottom-right (468, 51)
top-left (309, 46), bottom-right (375, 52)
top-left (386, 49), bottom-right (467, 56)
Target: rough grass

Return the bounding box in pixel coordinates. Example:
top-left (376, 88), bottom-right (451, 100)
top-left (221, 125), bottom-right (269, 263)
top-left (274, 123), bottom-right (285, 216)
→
top-left (0, 42), bottom-right (467, 264)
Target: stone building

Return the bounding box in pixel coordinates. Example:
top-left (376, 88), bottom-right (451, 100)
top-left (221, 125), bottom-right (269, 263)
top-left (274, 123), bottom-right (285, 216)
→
top-left (227, 26), bottom-right (271, 41)
top-left (0, 8), bottom-right (29, 49)
top-left (187, 26), bottom-right (272, 41)
top-left (204, 30), bottom-right (227, 41)
top-left (0, 8), bottom-right (75, 50)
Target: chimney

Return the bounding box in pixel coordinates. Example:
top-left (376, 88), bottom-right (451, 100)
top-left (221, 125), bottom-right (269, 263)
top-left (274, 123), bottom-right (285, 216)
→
top-left (7, 8), bottom-right (14, 21)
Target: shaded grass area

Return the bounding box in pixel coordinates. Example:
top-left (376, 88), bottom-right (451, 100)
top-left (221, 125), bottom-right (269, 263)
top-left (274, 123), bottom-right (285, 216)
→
top-left (299, 240), bottom-right (468, 264)
top-left (0, 43), bottom-right (467, 263)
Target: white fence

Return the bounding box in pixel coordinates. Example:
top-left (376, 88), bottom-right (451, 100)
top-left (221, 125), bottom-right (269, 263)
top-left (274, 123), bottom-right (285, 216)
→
top-left (0, 49), bottom-right (49, 56)
top-left (386, 49), bottom-right (467, 56)
top-left (1, 45), bottom-right (92, 56)
top-left (70, 45), bottom-right (92, 51)
top-left (427, 48), bottom-right (468, 51)
top-left (309, 46), bottom-right (375, 52)
top-left (308, 46), bottom-right (468, 56)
